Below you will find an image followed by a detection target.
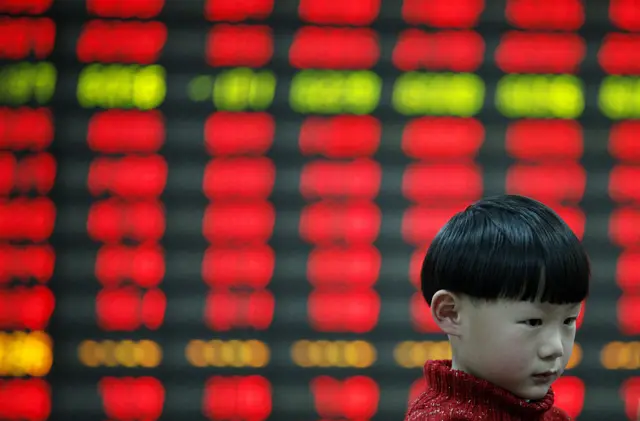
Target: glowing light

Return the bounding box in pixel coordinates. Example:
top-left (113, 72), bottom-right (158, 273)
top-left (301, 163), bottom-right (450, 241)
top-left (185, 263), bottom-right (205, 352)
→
top-left (599, 76), bottom-right (640, 119)
top-left (0, 107), bottom-right (53, 151)
top-left (311, 376), bottom-right (379, 419)
top-left (95, 244), bottom-right (164, 288)
top-left (203, 158), bottom-right (275, 200)
top-left (402, 117), bottom-right (484, 160)
top-left (308, 290), bottom-right (380, 333)
top-left (87, 199), bottom-right (165, 243)
top-left (409, 293), bottom-right (441, 333)
top-left (0, 0), bottom-right (52, 14)
top-left (77, 20), bottom-right (167, 64)
top-left (0, 286), bottom-right (54, 330)
top-left (77, 64), bottom-right (166, 110)
top-left (610, 0), bottom-right (640, 31)
top-left (292, 340), bottom-right (376, 368)
top-left (506, 120), bottom-right (583, 161)
top-left (0, 379), bottom-right (50, 421)
top-left (204, 112), bottom-right (274, 156)
top-left (0, 62), bottom-right (56, 106)
top-left (393, 72), bottom-right (485, 116)
top-left (299, 115), bottom-right (381, 158)
top-left (402, 0), bottom-right (484, 28)
top-left (299, 201), bottom-right (381, 245)
top-left (621, 377), bottom-right (640, 420)
top-left (610, 121), bottom-right (640, 162)
top-left (610, 165), bottom-right (640, 203)
top-left (213, 68), bottom-right (276, 111)
top-left (307, 246), bottom-right (380, 289)
top-left (0, 198), bottom-right (55, 242)
top-left (402, 204), bottom-right (469, 246)
top-left (87, 155), bottom-right (167, 198)
top-left (99, 377), bottom-right (164, 420)
top-left (202, 202), bottom-right (275, 245)
top-left (495, 32), bottom-right (585, 74)
top-left (185, 340), bottom-right (270, 368)
top-left (553, 377), bottom-right (584, 418)
top-left (0, 245), bottom-right (54, 284)
top-left (202, 246), bottom-right (274, 289)
top-left (0, 332), bottom-right (52, 376)
top-left (617, 251), bottom-right (640, 294)
top-left (300, 159), bottom-right (381, 199)
top-left (609, 165), bottom-right (640, 203)
top-left (205, 0), bottom-right (273, 22)
top-left (290, 27), bottom-right (379, 70)
top-left (299, 0), bottom-right (380, 25)
top-left (290, 70), bottom-right (381, 115)
top-left (403, 163), bottom-right (482, 203)
top-left (207, 25), bottom-right (272, 68)
top-left (0, 17), bottom-right (55, 60)
top-left (87, 0), bottom-right (164, 18)
top-left (88, 110), bottom-right (165, 154)
top-left (599, 34), bottom-right (640, 75)
top-left (78, 340), bottom-right (162, 368)
top-left (203, 376), bottom-right (271, 420)
top-left (496, 74), bottom-right (584, 119)
top-left (204, 291), bottom-right (275, 331)
top-left (394, 341), bottom-right (451, 368)
top-left (506, 164), bottom-right (586, 203)
top-left (601, 341), bottom-right (640, 370)
top-left (393, 29), bottom-right (484, 72)
top-left (0, 152), bottom-right (56, 196)
top-left (618, 296), bottom-right (640, 335)
top-left (547, 205), bottom-right (585, 240)
top-left (506, 0), bottom-right (584, 30)
top-left (96, 287), bottom-right (166, 331)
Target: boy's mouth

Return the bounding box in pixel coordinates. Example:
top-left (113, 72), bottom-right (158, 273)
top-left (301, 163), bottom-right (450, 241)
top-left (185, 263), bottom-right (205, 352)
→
top-left (532, 371), bottom-right (558, 381)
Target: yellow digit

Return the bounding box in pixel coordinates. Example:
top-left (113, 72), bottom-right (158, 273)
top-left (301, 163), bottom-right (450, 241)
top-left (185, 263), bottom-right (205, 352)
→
top-left (34, 62), bottom-right (56, 104)
top-left (249, 70), bottom-right (275, 110)
top-left (6, 63), bottom-right (33, 105)
top-left (599, 76), bottom-right (628, 119)
top-left (214, 68), bottom-right (250, 111)
top-left (134, 65), bottom-right (166, 109)
top-left (393, 72), bottom-right (422, 115)
top-left (290, 71), bottom-right (311, 113)
top-left (77, 64), bottom-right (101, 108)
top-left (345, 71), bottom-right (381, 114)
top-left (551, 75), bottom-right (583, 118)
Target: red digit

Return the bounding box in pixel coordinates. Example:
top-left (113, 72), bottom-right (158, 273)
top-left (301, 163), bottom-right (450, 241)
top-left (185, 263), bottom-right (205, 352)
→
top-left (299, 201), bottom-right (381, 245)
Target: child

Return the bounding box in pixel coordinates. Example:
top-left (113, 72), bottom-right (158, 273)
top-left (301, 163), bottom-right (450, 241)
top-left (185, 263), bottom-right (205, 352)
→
top-left (404, 195), bottom-right (590, 421)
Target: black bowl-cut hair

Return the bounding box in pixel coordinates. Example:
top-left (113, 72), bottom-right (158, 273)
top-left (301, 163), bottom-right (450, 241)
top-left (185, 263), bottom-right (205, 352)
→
top-left (421, 195), bottom-right (590, 306)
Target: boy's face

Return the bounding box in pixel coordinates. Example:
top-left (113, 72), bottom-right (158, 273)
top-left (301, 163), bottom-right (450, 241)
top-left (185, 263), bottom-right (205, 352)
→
top-left (452, 298), bottom-right (582, 400)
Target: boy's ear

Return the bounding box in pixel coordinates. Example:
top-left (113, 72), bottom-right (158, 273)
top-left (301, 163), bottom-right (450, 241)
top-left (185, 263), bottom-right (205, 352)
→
top-left (430, 290), bottom-right (463, 337)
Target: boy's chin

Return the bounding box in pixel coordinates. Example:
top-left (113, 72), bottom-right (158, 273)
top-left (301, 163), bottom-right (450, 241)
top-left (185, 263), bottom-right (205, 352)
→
top-left (511, 384), bottom-right (551, 401)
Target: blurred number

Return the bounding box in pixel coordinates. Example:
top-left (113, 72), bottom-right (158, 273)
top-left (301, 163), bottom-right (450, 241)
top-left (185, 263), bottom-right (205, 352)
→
top-left (290, 70), bottom-right (381, 114)
top-left (213, 68), bottom-right (276, 111)
top-left (495, 74), bottom-right (584, 118)
top-left (0, 62), bottom-right (56, 105)
top-left (77, 64), bottom-right (166, 109)
top-left (599, 76), bottom-right (640, 119)
top-left (393, 72), bottom-right (484, 116)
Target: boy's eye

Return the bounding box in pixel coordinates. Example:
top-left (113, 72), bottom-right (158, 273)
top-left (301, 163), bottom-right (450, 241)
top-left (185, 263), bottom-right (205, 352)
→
top-left (521, 319), bottom-right (543, 327)
top-left (564, 317), bottom-right (577, 325)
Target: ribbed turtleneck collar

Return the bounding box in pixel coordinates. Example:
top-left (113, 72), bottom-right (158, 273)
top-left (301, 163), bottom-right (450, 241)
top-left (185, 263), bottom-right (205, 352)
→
top-left (424, 360), bottom-right (556, 418)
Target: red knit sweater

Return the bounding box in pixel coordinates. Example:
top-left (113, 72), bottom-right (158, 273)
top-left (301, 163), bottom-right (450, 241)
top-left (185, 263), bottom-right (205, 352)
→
top-left (404, 360), bottom-right (571, 421)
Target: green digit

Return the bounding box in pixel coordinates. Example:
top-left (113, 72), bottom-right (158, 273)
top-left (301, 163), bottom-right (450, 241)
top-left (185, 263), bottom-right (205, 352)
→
top-left (34, 62), bottom-right (56, 104)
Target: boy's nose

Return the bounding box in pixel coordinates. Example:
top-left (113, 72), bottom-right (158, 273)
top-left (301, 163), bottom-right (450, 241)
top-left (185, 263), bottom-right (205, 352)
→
top-left (538, 331), bottom-right (564, 360)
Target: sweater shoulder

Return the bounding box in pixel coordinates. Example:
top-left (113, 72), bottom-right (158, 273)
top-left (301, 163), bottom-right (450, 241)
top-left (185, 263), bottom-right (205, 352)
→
top-left (404, 392), bottom-right (473, 421)
top-left (546, 406), bottom-right (573, 421)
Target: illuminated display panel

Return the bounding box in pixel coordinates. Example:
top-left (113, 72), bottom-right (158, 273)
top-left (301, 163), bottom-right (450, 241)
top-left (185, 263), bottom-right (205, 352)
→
top-left (8, 0), bottom-right (639, 420)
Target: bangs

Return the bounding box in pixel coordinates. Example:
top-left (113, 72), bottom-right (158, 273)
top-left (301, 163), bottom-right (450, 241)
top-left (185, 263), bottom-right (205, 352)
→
top-left (421, 195), bottom-right (590, 305)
